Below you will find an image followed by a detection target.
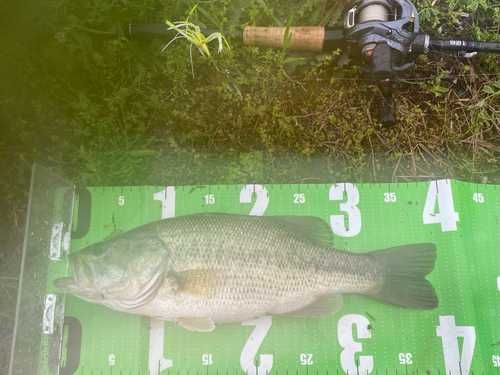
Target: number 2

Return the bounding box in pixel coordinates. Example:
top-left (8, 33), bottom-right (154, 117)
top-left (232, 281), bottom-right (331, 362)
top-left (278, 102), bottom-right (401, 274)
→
top-left (240, 185), bottom-right (269, 216)
top-left (240, 316), bottom-right (273, 375)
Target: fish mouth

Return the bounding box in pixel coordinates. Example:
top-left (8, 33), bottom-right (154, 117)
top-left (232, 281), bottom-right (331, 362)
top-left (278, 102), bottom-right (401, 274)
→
top-left (69, 253), bottom-right (97, 286)
top-left (53, 255), bottom-right (105, 300)
top-left (54, 275), bottom-right (105, 300)
top-left (54, 277), bottom-right (77, 291)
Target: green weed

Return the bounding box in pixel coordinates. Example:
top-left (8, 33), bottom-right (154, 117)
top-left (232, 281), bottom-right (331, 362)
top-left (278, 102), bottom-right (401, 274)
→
top-left (0, 0), bottom-right (498, 213)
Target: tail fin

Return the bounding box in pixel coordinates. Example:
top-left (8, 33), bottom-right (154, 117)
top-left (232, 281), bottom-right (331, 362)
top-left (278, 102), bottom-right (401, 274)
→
top-left (368, 243), bottom-right (438, 310)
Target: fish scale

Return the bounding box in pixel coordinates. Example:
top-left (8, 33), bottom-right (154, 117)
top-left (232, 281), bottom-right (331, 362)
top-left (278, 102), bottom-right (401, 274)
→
top-left (55, 213), bottom-right (438, 332)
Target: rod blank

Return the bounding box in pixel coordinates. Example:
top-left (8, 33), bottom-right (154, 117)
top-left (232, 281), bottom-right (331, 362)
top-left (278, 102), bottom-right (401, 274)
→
top-left (429, 39), bottom-right (500, 53)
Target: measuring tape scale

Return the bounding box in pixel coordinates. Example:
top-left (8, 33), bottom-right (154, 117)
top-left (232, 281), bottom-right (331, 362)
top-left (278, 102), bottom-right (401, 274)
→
top-left (41, 181), bottom-right (499, 375)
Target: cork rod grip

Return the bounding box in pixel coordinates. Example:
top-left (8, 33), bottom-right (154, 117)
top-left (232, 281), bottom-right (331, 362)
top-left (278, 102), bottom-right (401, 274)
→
top-left (243, 26), bottom-right (325, 52)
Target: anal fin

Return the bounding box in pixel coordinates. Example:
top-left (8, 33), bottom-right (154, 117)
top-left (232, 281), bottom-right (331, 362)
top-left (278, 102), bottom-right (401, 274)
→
top-left (176, 317), bottom-right (216, 332)
top-left (281, 294), bottom-right (343, 318)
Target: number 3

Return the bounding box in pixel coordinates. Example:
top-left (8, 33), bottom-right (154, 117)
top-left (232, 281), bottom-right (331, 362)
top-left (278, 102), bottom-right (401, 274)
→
top-left (338, 314), bottom-right (373, 374)
top-left (329, 184), bottom-right (361, 237)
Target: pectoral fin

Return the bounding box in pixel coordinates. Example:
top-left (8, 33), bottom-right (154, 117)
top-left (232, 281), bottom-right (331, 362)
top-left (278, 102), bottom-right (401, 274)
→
top-left (281, 294), bottom-right (343, 317)
top-left (175, 269), bottom-right (220, 297)
top-left (176, 317), bottom-right (215, 332)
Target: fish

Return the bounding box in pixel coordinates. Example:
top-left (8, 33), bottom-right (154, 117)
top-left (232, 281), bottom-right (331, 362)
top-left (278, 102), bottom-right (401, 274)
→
top-left (54, 213), bottom-right (438, 332)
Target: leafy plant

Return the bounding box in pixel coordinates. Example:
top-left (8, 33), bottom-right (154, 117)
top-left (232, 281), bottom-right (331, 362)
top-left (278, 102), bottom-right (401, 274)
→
top-left (163, 4), bottom-right (230, 77)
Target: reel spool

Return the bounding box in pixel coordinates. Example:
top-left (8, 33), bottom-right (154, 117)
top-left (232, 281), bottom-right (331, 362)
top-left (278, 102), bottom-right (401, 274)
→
top-left (345, 0), bottom-right (394, 26)
top-left (343, 0), bottom-right (419, 80)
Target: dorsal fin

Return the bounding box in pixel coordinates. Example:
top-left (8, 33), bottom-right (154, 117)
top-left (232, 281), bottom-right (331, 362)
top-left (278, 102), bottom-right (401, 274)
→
top-left (188, 213), bottom-right (334, 247)
top-left (263, 215), bottom-right (334, 247)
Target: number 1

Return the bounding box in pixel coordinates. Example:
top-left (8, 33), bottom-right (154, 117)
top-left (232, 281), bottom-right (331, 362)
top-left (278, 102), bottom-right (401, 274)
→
top-left (153, 187), bottom-right (176, 219)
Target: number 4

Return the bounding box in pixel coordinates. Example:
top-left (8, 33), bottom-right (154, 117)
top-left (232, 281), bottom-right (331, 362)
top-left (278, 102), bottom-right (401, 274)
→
top-left (436, 316), bottom-right (475, 375)
top-left (423, 180), bottom-right (459, 232)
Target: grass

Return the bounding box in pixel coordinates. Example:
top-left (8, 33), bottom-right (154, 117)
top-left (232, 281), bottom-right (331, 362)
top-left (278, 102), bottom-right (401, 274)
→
top-left (0, 0), bottom-right (498, 206)
top-left (163, 4), bottom-right (230, 77)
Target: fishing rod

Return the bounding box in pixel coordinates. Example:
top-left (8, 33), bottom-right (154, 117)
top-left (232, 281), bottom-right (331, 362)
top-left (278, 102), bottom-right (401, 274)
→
top-left (128, 0), bottom-right (500, 126)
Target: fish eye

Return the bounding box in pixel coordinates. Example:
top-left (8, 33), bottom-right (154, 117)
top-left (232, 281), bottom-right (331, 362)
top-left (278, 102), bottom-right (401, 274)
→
top-left (91, 243), bottom-right (105, 256)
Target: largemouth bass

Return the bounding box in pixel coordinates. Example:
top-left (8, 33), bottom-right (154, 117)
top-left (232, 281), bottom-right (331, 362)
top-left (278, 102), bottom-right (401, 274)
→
top-left (55, 214), bottom-right (438, 332)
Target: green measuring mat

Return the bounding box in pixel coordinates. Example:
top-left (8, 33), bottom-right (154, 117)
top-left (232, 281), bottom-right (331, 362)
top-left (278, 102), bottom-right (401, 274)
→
top-left (40, 180), bottom-right (499, 375)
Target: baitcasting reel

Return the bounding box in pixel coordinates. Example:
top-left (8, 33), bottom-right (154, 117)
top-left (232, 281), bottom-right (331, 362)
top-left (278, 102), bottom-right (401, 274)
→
top-left (343, 0), bottom-right (420, 126)
top-left (344, 0), bottom-right (420, 79)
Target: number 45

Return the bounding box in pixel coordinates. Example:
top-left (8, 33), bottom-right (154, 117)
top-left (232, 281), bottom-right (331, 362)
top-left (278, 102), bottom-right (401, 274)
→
top-left (473, 193), bottom-right (484, 203)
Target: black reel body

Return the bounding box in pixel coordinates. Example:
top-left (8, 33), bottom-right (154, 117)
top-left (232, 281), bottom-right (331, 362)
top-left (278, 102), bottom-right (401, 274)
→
top-left (343, 0), bottom-right (420, 125)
